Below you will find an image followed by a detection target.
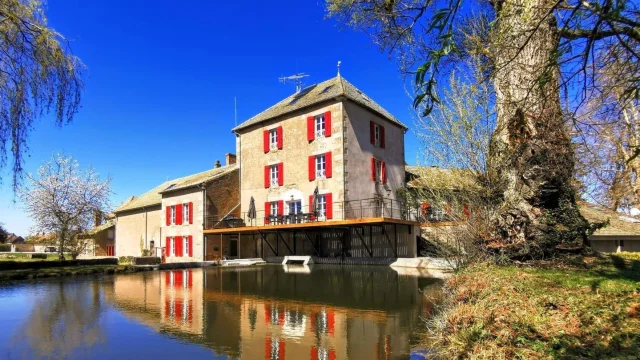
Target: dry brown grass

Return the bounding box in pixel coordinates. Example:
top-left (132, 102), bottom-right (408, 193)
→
top-left (427, 253), bottom-right (640, 359)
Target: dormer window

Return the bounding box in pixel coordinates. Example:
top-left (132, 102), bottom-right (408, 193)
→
top-left (315, 114), bottom-right (325, 138)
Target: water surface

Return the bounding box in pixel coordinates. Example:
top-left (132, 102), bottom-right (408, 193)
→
top-left (0, 265), bottom-right (444, 359)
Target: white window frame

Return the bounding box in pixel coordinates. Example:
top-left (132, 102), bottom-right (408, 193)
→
top-left (317, 195), bottom-right (327, 218)
top-left (170, 236), bottom-right (175, 256)
top-left (182, 203), bottom-right (189, 224)
top-left (374, 159), bottom-right (382, 183)
top-left (183, 237), bottom-right (189, 257)
top-left (373, 124), bottom-right (381, 147)
top-left (270, 165), bottom-right (279, 187)
top-left (170, 205), bottom-right (176, 224)
top-left (316, 154), bottom-right (326, 179)
top-left (315, 114), bottom-right (325, 138)
top-left (288, 200), bottom-right (302, 215)
top-left (270, 202), bottom-right (278, 216)
top-left (269, 129), bottom-right (278, 150)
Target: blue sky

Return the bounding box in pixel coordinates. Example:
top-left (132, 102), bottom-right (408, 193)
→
top-left (0, 0), bottom-right (421, 235)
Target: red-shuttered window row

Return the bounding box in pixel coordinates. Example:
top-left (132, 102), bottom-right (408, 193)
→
top-left (370, 158), bottom-right (387, 184)
top-left (165, 236), bottom-right (194, 257)
top-left (165, 202), bottom-right (193, 226)
top-left (370, 121), bottom-right (386, 148)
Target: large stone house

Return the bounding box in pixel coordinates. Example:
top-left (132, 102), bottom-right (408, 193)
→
top-left (206, 75), bottom-right (421, 260)
top-left (112, 156), bottom-right (239, 260)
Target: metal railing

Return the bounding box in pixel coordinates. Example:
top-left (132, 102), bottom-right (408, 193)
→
top-left (204, 198), bottom-right (423, 230)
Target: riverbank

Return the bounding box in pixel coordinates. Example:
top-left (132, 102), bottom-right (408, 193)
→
top-left (0, 264), bottom-right (154, 283)
top-left (428, 253), bottom-right (640, 358)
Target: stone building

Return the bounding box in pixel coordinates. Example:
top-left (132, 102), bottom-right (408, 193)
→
top-left (112, 156), bottom-right (239, 260)
top-left (206, 75), bottom-right (421, 260)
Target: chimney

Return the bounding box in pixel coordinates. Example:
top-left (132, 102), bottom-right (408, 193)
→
top-left (215, 160), bottom-right (221, 168)
top-left (93, 210), bottom-right (103, 227)
top-left (226, 153), bottom-right (237, 165)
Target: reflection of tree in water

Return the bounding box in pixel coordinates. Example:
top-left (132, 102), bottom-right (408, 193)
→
top-left (10, 279), bottom-right (106, 358)
top-left (248, 305), bottom-right (257, 332)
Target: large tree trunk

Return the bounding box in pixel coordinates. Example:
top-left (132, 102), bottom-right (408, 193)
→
top-left (488, 0), bottom-right (590, 257)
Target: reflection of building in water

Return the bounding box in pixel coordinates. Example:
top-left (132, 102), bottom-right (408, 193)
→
top-left (103, 266), bottom-right (443, 359)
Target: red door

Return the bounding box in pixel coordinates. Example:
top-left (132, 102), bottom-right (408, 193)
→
top-left (106, 245), bottom-right (115, 256)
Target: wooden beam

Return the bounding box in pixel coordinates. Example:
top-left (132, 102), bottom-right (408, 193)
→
top-left (277, 231), bottom-right (294, 255)
top-left (257, 230), bottom-right (276, 256)
top-left (382, 225), bottom-right (397, 258)
top-left (354, 227), bottom-right (373, 257)
top-left (302, 230), bottom-right (320, 256)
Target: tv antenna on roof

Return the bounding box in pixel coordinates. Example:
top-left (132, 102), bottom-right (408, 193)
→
top-left (279, 73), bottom-right (309, 93)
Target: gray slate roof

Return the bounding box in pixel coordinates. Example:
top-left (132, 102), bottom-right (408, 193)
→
top-left (114, 165), bottom-right (237, 214)
top-left (233, 75), bottom-right (407, 132)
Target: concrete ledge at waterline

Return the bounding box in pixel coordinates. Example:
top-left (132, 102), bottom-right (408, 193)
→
top-left (389, 257), bottom-right (451, 270)
top-left (158, 261), bottom-right (219, 270)
top-left (221, 258), bottom-right (267, 267)
top-left (282, 256), bottom-right (313, 265)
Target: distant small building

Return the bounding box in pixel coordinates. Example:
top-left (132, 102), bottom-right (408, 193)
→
top-left (79, 221), bottom-right (116, 257)
top-left (579, 201), bottom-right (640, 253)
top-left (6, 233), bottom-right (25, 244)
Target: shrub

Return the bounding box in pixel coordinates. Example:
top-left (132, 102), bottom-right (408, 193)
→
top-left (118, 256), bottom-right (134, 265)
top-left (132, 257), bottom-right (161, 266)
top-left (0, 257), bottom-right (118, 271)
top-left (30, 253), bottom-right (48, 259)
top-left (0, 244), bottom-right (11, 252)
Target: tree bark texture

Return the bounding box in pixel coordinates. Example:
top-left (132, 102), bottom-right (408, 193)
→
top-left (488, 0), bottom-right (590, 257)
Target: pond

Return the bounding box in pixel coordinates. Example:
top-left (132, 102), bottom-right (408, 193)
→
top-left (0, 265), bottom-right (444, 359)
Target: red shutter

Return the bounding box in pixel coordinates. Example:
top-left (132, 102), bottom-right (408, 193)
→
top-left (278, 200), bottom-right (284, 215)
top-left (326, 193), bottom-right (333, 219)
top-left (265, 202), bottom-right (271, 224)
top-left (188, 270), bottom-right (193, 287)
top-left (381, 161), bottom-right (387, 184)
top-left (263, 130), bottom-right (270, 153)
top-left (264, 166), bottom-right (270, 188)
top-left (189, 235), bottom-right (193, 257)
top-left (277, 126), bottom-right (283, 149)
top-left (176, 204), bottom-right (183, 225)
top-left (176, 236), bottom-right (183, 257)
top-left (421, 203), bottom-right (430, 216)
top-left (278, 163), bottom-right (284, 186)
top-left (380, 125), bottom-right (386, 148)
top-left (464, 204), bottom-right (470, 218)
top-left (370, 121), bottom-right (375, 144)
top-left (324, 111), bottom-right (332, 137)
top-left (325, 152), bottom-right (332, 178)
top-left (307, 116), bottom-right (315, 141)
top-left (371, 158), bottom-right (376, 181)
top-left (308, 156), bottom-right (316, 181)
top-left (188, 202), bottom-right (193, 224)
top-left (165, 237), bottom-right (170, 256)
top-left (166, 206), bottom-right (171, 226)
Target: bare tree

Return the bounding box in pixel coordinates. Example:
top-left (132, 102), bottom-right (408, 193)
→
top-left (326, 0), bottom-right (637, 258)
top-left (19, 154), bottom-right (111, 260)
top-left (0, 0), bottom-right (85, 190)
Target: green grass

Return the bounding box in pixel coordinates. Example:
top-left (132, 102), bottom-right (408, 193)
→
top-left (0, 264), bottom-right (152, 283)
top-left (430, 253), bottom-right (640, 359)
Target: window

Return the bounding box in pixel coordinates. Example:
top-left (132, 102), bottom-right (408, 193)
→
top-left (270, 202), bottom-right (278, 216)
top-left (315, 114), bottom-right (325, 137)
top-left (270, 165), bottom-right (279, 187)
top-left (374, 159), bottom-right (382, 182)
top-left (150, 240), bottom-right (155, 249)
top-left (316, 154), bottom-right (326, 178)
top-left (318, 195), bottom-right (327, 217)
top-left (170, 237), bottom-right (175, 256)
top-left (184, 237), bottom-right (189, 257)
top-left (288, 201), bottom-right (302, 223)
top-left (170, 206), bottom-right (176, 224)
top-left (373, 124), bottom-right (381, 146)
top-left (620, 240), bottom-right (625, 247)
top-left (182, 203), bottom-right (189, 224)
top-left (269, 129), bottom-right (278, 150)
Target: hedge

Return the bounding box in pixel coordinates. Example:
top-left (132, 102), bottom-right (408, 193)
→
top-left (132, 257), bottom-right (161, 266)
top-left (0, 257), bottom-right (118, 271)
top-left (0, 244), bottom-right (11, 252)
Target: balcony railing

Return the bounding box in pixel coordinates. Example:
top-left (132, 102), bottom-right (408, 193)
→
top-left (204, 197), bottom-right (423, 230)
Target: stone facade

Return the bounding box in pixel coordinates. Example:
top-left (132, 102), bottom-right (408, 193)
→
top-left (236, 99), bottom-right (406, 223)
top-left (162, 188), bottom-right (205, 263)
top-left (114, 205), bottom-right (162, 257)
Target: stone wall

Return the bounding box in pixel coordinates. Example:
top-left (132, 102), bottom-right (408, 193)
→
top-left (115, 205), bottom-right (161, 257)
top-left (162, 187), bottom-right (205, 263)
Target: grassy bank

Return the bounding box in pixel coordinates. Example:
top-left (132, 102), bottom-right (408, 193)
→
top-left (0, 264), bottom-right (153, 283)
top-left (0, 253), bottom-right (69, 261)
top-left (429, 253), bottom-right (639, 359)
